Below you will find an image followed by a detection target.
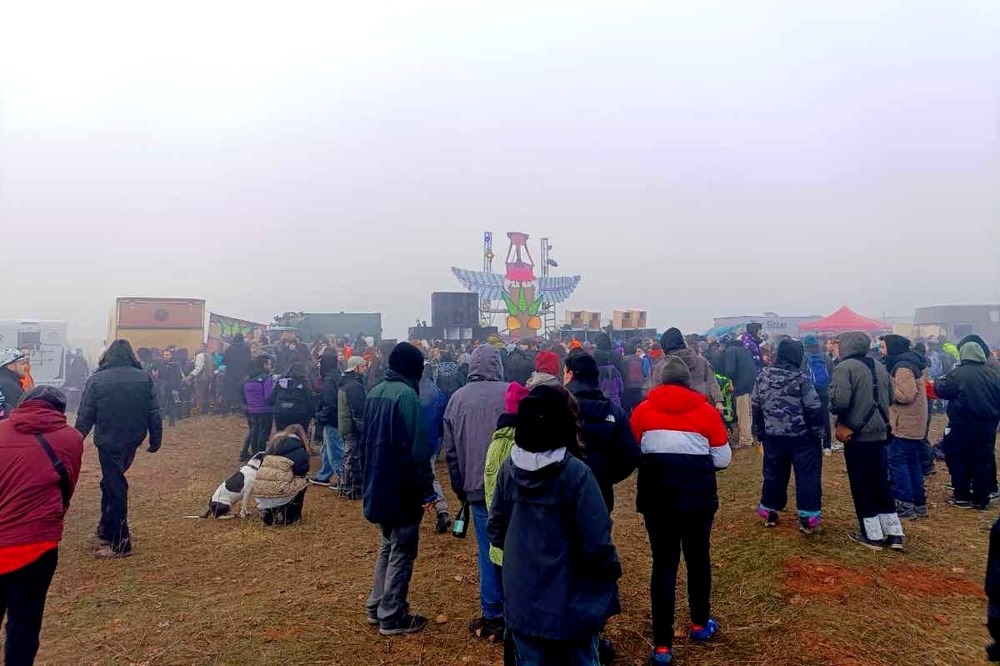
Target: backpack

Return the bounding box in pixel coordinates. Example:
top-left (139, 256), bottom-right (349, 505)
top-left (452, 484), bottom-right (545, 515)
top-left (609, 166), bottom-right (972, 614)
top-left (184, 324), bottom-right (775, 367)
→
top-left (805, 352), bottom-right (831, 391)
top-left (624, 356), bottom-right (645, 390)
top-left (274, 378), bottom-right (311, 416)
top-left (434, 362), bottom-right (464, 399)
top-left (598, 365), bottom-right (623, 407)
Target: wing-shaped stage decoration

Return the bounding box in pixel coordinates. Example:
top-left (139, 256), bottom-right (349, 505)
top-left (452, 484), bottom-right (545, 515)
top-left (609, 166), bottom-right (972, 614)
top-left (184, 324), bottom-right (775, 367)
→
top-left (537, 275), bottom-right (582, 305)
top-left (451, 267), bottom-right (506, 301)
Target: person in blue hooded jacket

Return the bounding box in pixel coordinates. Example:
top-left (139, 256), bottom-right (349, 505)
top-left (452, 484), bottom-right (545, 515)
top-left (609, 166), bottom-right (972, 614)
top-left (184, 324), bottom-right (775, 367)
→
top-left (420, 362), bottom-right (451, 533)
top-left (488, 384), bottom-right (622, 665)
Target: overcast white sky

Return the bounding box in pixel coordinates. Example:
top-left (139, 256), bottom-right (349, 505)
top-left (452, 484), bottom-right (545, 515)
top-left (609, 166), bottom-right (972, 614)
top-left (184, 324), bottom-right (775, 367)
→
top-left (2, 1), bottom-right (998, 341)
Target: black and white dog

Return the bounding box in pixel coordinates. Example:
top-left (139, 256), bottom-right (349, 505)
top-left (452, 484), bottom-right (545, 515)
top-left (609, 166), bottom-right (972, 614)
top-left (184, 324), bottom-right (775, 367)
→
top-left (203, 453), bottom-right (265, 518)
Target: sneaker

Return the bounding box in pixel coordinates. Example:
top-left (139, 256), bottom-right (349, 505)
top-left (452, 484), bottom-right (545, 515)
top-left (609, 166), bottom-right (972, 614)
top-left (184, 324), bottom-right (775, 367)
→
top-left (823, 448), bottom-right (832, 458)
top-left (949, 498), bottom-right (974, 509)
top-left (759, 509), bottom-right (779, 528)
top-left (689, 619), bottom-right (719, 642)
top-left (990, 491), bottom-right (1000, 504)
top-left (435, 513), bottom-right (453, 534)
top-left (650, 646), bottom-right (673, 665)
top-left (366, 614), bottom-right (380, 626)
top-left (469, 616), bottom-right (505, 641)
top-left (896, 503), bottom-right (917, 520)
top-left (308, 478), bottom-right (332, 487)
top-left (598, 637), bottom-right (616, 665)
top-left (831, 442), bottom-right (844, 452)
top-left (799, 516), bottom-right (822, 535)
top-left (913, 505), bottom-right (929, 519)
top-left (847, 532), bottom-right (884, 551)
top-left (886, 535), bottom-right (905, 552)
top-left (94, 545), bottom-right (133, 560)
top-left (380, 613), bottom-right (428, 636)
top-left (976, 504), bottom-right (991, 512)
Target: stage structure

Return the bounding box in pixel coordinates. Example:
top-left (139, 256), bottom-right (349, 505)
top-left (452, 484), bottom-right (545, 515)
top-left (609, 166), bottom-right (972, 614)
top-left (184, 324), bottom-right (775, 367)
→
top-left (452, 231), bottom-right (581, 339)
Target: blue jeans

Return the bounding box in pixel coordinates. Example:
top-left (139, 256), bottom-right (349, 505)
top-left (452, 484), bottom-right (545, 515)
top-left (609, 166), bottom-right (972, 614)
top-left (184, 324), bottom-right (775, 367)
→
top-left (315, 427), bottom-right (344, 482)
top-left (471, 501), bottom-right (504, 619)
top-left (512, 632), bottom-right (600, 666)
top-left (889, 436), bottom-right (927, 506)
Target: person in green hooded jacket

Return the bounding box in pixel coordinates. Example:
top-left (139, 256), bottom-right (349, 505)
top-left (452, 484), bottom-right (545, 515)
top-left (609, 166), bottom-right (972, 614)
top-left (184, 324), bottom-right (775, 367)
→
top-left (483, 383), bottom-right (530, 565)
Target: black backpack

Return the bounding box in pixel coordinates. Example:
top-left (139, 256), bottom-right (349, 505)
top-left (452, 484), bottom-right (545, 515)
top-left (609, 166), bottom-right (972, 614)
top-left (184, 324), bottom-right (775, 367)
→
top-left (274, 378), bottom-right (311, 415)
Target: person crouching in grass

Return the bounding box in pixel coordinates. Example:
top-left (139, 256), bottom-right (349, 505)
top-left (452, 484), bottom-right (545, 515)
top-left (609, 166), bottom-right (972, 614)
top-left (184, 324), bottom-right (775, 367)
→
top-left (488, 384), bottom-right (622, 665)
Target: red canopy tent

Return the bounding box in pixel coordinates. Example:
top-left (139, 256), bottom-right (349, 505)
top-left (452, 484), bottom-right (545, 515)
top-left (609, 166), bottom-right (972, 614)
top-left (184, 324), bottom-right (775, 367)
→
top-left (800, 306), bottom-right (890, 333)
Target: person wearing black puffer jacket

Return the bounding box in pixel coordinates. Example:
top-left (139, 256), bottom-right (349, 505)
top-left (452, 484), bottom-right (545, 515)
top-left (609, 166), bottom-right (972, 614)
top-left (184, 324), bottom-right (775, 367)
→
top-left (75, 340), bottom-right (162, 559)
top-left (935, 341), bottom-right (1000, 510)
top-left (564, 352), bottom-right (639, 513)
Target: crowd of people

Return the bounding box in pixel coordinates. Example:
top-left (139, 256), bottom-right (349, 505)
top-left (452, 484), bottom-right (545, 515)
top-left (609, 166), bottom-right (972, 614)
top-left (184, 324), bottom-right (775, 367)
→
top-left (1, 322), bottom-right (1000, 665)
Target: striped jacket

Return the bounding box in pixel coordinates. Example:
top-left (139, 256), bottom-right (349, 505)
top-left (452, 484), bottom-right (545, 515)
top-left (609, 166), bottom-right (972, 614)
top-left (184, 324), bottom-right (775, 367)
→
top-left (630, 384), bottom-right (731, 515)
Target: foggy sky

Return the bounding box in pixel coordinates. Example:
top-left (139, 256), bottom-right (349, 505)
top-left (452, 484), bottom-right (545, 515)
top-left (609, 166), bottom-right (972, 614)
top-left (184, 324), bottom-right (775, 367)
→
top-left (2, 1), bottom-right (999, 341)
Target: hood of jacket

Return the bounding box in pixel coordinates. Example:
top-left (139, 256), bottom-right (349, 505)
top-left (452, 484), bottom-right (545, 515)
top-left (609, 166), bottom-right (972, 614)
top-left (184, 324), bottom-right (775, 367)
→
top-left (959, 335), bottom-right (992, 360)
top-left (508, 445), bottom-right (567, 491)
top-left (886, 349), bottom-right (926, 376)
top-left (838, 331), bottom-right (871, 360)
top-left (384, 368), bottom-right (419, 393)
top-left (646, 383), bottom-right (710, 414)
top-left (9, 400), bottom-right (68, 434)
top-left (99, 340), bottom-right (142, 370)
top-left (775, 339), bottom-right (804, 372)
top-left (960, 341), bottom-right (987, 365)
top-left (469, 345), bottom-right (503, 382)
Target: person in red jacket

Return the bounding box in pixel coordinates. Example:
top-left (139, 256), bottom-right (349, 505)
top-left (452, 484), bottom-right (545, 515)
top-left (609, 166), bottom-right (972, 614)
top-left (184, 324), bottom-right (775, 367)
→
top-left (630, 357), bottom-right (731, 666)
top-left (0, 386), bottom-right (83, 666)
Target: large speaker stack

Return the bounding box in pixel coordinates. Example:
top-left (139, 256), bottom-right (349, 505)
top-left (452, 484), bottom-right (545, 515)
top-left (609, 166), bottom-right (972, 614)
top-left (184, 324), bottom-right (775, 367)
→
top-left (408, 292), bottom-right (490, 343)
top-left (432, 292), bottom-right (480, 328)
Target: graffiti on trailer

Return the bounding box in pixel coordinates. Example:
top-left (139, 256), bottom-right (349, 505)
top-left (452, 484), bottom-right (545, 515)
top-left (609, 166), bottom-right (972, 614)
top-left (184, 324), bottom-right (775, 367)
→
top-left (207, 313), bottom-right (268, 354)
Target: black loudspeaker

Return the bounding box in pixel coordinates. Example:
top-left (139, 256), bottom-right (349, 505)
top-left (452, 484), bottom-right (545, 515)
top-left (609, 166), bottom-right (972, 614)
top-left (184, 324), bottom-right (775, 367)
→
top-left (432, 292), bottom-right (479, 328)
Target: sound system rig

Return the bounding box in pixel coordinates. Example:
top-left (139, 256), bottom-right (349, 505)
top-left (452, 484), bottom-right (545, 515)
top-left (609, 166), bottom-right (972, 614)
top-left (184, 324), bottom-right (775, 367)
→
top-left (408, 292), bottom-right (495, 342)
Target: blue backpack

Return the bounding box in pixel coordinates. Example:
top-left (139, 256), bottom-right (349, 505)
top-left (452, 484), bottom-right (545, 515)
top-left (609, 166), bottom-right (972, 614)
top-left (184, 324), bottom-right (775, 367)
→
top-left (805, 352), bottom-right (831, 391)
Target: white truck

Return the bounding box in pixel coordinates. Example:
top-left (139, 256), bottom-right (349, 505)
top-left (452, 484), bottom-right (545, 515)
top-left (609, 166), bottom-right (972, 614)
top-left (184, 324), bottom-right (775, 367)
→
top-left (0, 320), bottom-right (68, 387)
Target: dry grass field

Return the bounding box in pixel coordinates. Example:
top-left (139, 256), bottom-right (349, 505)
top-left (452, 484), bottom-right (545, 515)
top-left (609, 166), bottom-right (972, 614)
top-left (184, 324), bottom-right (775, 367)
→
top-left (21, 415), bottom-right (996, 665)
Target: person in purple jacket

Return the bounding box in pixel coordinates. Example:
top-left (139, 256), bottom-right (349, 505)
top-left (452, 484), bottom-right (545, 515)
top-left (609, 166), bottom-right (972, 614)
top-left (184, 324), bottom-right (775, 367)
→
top-left (240, 355), bottom-right (275, 461)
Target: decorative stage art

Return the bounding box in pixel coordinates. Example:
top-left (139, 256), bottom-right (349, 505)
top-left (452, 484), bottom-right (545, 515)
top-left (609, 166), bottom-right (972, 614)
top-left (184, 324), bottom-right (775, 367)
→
top-left (452, 232), bottom-right (581, 337)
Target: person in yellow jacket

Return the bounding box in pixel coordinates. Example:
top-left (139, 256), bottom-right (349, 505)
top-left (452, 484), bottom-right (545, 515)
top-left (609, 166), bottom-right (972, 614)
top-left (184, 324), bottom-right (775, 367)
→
top-left (483, 383), bottom-right (530, 565)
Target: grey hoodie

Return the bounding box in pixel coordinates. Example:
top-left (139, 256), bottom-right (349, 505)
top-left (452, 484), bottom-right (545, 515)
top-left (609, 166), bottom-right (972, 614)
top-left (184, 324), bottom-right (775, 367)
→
top-left (829, 331), bottom-right (893, 443)
top-left (665, 347), bottom-right (723, 404)
top-left (444, 346), bottom-right (511, 502)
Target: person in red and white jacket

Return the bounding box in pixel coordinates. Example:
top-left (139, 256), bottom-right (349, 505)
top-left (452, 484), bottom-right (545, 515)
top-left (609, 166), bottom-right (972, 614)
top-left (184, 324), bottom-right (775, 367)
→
top-left (630, 356), bottom-right (731, 666)
top-left (0, 386), bottom-right (83, 665)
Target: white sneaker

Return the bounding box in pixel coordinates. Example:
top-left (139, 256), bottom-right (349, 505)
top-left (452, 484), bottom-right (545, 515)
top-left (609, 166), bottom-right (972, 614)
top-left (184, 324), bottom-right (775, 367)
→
top-left (824, 449), bottom-right (832, 457)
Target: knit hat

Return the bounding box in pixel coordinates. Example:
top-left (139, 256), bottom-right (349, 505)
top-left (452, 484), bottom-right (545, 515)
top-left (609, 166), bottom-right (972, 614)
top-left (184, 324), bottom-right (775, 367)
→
top-left (659, 328), bottom-right (686, 353)
top-left (660, 356), bottom-right (691, 387)
top-left (388, 342), bottom-right (425, 385)
top-left (515, 385), bottom-right (578, 453)
top-left (960, 341), bottom-right (987, 365)
top-left (505, 382), bottom-right (530, 414)
top-left (345, 356), bottom-right (366, 373)
top-left (568, 340), bottom-right (583, 350)
top-left (20, 385), bottom-right (67, 414)
top-left (535, 351), bottom-right (560, 377)
top-left (595, 332), bottom-right (612, 352)
top-left (802, 334), bottom-right (819, 349)
top-left (0, 349), bottom-right (25, 369)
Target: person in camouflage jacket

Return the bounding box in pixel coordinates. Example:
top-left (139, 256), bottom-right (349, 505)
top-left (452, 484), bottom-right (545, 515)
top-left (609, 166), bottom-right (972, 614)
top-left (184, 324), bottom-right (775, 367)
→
top-left (751, 339), bottom-right (826, 533)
